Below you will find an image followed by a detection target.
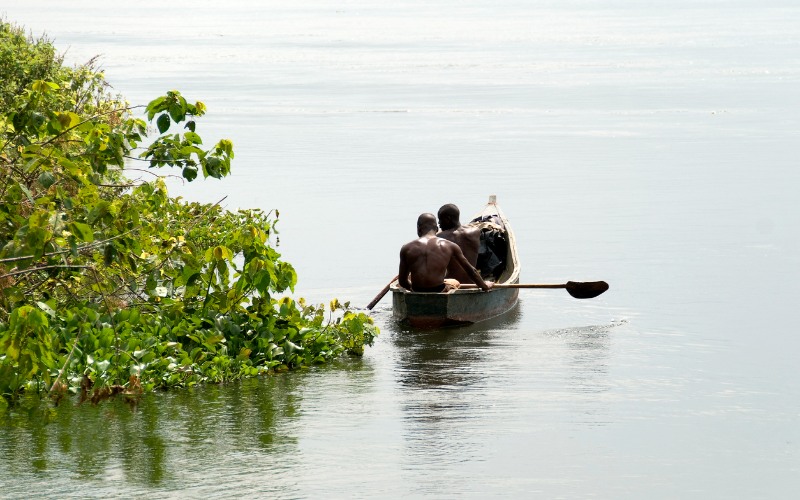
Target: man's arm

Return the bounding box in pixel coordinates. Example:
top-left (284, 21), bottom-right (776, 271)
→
top-left (451, 244), bottom-right (492, 291)
top-left (398, 246), bottom-right (412, 290)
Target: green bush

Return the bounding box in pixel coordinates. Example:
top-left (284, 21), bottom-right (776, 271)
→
top-left (0, 20), bottom-right (378, 405)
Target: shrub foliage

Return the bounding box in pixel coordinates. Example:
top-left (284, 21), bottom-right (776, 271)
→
top-left (0, 21), bottom-right (377, 406)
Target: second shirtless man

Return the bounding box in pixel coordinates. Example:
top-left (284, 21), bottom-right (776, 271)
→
top-left (436, 203), bottom-right (482, 284)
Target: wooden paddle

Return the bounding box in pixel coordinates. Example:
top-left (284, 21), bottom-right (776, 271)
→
top-left (461, 281), bottom-right (609, 299)
top-left (366, 275), bottom-right (399, 310)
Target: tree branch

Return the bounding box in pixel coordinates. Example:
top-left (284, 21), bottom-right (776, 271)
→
top-left (0, 264), bottom-right (92, 280)
top-left (39, 104), bottom-right (145, 147)
top-left (0, 229), bottom-right (137, 264)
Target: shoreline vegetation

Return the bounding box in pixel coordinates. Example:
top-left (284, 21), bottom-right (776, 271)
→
top-left (0, 20), bottom-right (378, 408)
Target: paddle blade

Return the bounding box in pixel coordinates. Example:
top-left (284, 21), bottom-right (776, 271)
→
top-left (565, 281), bottom-right (609, 299)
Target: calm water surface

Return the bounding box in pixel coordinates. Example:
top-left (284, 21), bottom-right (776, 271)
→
top-left (1, 0), bottom-right (799, 497)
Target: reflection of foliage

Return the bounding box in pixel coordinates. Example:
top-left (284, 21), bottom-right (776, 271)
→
top-left (0, 377), bottom-right (305, 488)
top-left (0, 21), bottom-right (378, 405)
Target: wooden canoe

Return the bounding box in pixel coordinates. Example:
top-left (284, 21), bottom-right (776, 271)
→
top-left (391, 195), bottom-right (521, 328)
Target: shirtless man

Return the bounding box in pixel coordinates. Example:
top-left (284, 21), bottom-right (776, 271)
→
top-left (436, 203), bottom-right (482, 283)
top-left (398, 213), bottom-right (492, 293)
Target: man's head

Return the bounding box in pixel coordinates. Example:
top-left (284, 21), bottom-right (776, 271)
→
top-left (437, 203), bottom-right (460, 230)
top-left (417, 213), bottom-right (438, 236)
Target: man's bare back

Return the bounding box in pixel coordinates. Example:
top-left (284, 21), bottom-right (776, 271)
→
top-left (437, 204), bottom-right (482, 283)
top-left (399, 213), bottom-right (491, 292)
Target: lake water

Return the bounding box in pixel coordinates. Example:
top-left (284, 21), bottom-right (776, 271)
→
top-left (1, 0), bottom-right (799, 497)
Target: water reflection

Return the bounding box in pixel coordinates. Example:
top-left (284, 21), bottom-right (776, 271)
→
top-left (388, 307), bottom-right (522, 474)
top-left (0, 375), bottom-right (308, 496)
top-left (392, 306), bottom-right (522, 390)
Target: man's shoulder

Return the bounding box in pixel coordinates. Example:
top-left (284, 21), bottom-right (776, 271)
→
top-left (451, 225), bottom-right (480, 240)
top-left (437, 228), bottom-right (455, 239)
top-left (435, 237), bottom-right (462, 253)
top-left (460, 225), bottom-right (481, 241)
top-left (400, 239), bottom-right (419, 252)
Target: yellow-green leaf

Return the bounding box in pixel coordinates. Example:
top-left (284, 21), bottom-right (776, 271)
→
top-left (68, 221), bottom-right (93, 242)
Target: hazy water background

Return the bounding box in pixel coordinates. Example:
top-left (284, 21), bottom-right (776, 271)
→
top-left (1, 0), bottom-right (799, 497)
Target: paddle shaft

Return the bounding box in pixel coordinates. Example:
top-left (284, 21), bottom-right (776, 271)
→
top-left (461, 283), bottom-right (566, 289)
top-left (366, 275), bottom-right (398, 310)
top-left (461, 283), bottom-right (567, 288)
top-left (462, 280), bottom-right (609, 299)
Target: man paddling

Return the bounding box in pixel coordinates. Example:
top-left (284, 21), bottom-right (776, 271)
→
top-left (398, 213), bottom-right (492, 293)
top-left (436, 203), bottom-right (482, 284)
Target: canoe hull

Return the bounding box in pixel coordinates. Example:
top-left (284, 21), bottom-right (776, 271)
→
top-left (392, 286), bottom-right (519, 328)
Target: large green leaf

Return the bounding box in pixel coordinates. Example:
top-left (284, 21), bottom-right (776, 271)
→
top-left (156, 113), bottom-right (170, 133)
top-left (68, 221), bottom-right (93, 242)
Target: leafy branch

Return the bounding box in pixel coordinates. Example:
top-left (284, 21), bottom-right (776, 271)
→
top-left (0, 20), bottom-right (378, 406)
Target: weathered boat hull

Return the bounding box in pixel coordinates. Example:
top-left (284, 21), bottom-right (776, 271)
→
top-left (392, 285), bottom-right (519, 328)
top-left (391, 196), bottom-right (521, 328)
